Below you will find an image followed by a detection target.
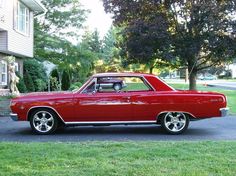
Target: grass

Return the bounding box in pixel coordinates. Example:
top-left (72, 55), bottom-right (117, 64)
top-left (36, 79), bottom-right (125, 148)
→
top-left (168, 83), bottom-right (236, 115)
top-left (0, 141), bottom-right (236, 176)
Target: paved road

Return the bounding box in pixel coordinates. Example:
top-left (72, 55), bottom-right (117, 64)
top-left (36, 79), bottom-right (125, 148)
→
top-left (0, 116), bottom-right (235, 142)
top-left (207, 82), bottom-right (236, 90)
top-left (165, 79), bottom-right (236, 90)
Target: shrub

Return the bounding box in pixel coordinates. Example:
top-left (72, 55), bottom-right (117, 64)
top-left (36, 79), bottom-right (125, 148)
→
top-left (50, 76), bottom-right (60, 91)
top-left (62, 71), bottom-right (70, 90)
top-left (69, 82), bottom-right (83, 90)
top-left (23, 59), bottom-right (47, 92)
top-left (35, 79), bottom-right (47, 92)
top-left (16, 72), bottom-right (27, 93)
top-left (24, 71), bottom-right (35, 92)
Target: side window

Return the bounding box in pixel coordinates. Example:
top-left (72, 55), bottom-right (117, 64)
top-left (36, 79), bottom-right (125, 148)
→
top-left (82, 81), bottom-right (95, 94)
top-left (97, 77), bottom-right (124, 92)
top-left (97, 76), bottom-right (151, 93)
top-left (122, 77), bottom-right (151, 91)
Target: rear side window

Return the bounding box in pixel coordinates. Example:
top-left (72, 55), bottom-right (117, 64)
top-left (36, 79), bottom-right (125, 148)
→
top-left (97, 76), bottom-right (152, 93)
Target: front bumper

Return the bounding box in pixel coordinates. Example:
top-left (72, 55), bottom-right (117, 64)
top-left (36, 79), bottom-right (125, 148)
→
top-left (220, 107), bottom-right (229, 117)
top-left (10, 113), bottom-right (18, 121)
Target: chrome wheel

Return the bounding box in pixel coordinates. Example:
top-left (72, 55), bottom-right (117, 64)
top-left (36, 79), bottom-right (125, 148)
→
top-left (161, 112), bottom-right (189, 134)
top-left (33, 111), bottom-right (54, 133)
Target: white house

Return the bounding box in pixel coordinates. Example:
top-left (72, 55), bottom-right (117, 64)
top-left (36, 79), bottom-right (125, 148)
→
top-left (0, 0), bottom-right (45, 91)
top-left (228, 60), bottom-right (236, 78)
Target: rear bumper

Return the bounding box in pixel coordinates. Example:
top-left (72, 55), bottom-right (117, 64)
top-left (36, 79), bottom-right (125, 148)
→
top-left (220, 108), bottom-right (229, 117)
top-left (10, 113), bottom-right (18, 121)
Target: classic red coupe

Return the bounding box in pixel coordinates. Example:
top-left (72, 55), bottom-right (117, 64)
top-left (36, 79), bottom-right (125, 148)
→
top-left (10, 72), bottom-right (229, 135)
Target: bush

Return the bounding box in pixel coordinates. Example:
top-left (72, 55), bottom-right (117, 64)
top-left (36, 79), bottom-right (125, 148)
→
top-left (62, 71), bottom-right (70, 90)
top-left (50, 76), bottom-right (60, 91)
top-left (35, 79), bottom-right (47, 92)
top-left (69, 82), bottom-right (83, 90)
top-left (24, 71), bottom-right (35, 92)
top-left (23, 59), bottom-right (47, 92)
top-left (16, 72), bottom-right (27, 93)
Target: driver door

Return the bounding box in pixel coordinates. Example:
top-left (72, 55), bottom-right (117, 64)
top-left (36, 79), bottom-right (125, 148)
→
top-left (73, 78), bottom-right (134, 122)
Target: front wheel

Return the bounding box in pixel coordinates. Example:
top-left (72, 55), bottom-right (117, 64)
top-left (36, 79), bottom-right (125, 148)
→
top-left (29, 109), bottom-right (59, 135)
top-left (161, 112), bottom-right (189, 135)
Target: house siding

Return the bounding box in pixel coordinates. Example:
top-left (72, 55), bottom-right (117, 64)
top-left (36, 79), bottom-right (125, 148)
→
top-left (0, 0), bottom-right (45, 91)
top-left (0, 0), bottom-right (34, 58)
top-left (0, 31), bottom-right (7, 51)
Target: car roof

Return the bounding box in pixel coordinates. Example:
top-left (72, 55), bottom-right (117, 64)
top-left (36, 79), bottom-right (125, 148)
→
top-left (93, 72), bottom-right (154, 78)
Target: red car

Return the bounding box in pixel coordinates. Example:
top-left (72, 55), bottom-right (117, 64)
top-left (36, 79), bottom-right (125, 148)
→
top-left (10, 72), bottom-right (229, 135)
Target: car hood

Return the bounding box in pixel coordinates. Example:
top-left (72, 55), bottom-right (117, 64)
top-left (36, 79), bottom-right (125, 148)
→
top-left (13, 91), bottom-right (73, 101)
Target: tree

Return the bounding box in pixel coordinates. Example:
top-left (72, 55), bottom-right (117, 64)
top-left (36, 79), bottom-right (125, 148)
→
top-left (34, 0), bottom-right (91, 90)
top-left (100, 26), bottom-right (123, 72)
top-left (78, 29), bottom-right (103, 73)
top-left (103, 0), bottom-right (236, 90)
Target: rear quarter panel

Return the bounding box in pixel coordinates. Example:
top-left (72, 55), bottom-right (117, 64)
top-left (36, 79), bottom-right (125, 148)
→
top-left (143, 91), bottom-right (226, 119)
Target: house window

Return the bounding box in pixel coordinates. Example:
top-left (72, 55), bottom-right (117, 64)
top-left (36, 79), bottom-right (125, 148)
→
top-left (0, 60), bottom-right (7, 86)
top-left (15, 62), bottom-right (19, 72)
top-left (14, 0), bottom-right (30, 35)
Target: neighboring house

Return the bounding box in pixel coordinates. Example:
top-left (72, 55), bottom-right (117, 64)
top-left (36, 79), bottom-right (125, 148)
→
top-left (0, 0), bottom-right (45, 91)
top-left (228, 59), bottom-right (236, 78)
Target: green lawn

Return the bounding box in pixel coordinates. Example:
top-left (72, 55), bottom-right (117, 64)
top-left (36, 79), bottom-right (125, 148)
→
top-left (169, 83), bottom-right (236, 115)
top-left (0, 141), bottom-right (236, 176)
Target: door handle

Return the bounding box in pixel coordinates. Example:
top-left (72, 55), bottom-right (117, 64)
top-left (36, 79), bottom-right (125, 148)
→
top-left (126, 96), bottom-right (131, 102)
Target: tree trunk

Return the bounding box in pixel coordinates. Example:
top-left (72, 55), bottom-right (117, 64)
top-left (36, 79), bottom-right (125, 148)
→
top-left (188, 58), bottom-right (198, 90)
top-left (189, 70), bottom-right (197, 90)
top-left (57, 69), bottom-right (63, 91)
top-left (149, 66), bottom-right (154, 74)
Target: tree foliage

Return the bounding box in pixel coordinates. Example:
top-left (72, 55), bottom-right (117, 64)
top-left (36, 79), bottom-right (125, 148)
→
top-left (103, 0), bottom-right (236, 90)
top-left (23, 59), bottom-right (47, 92)
top-left (34, 0), bottom-right (93, 90)
top-left (16, 72), bottom-right (27, 93)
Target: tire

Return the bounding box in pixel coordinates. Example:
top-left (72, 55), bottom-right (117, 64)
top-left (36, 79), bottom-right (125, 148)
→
top-left (160, 112), bottom-right (189, 135)
top-left (113, 83), bottom-right (122, 91)
top-left (29, 108), bottom-right (59, 135)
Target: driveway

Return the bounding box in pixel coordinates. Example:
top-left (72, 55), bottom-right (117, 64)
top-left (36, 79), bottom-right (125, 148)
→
top-left (0, 116), bottom-right (235, 142)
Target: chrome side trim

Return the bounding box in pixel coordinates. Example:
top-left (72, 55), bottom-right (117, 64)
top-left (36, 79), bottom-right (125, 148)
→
top-left (65, 120), bottom-right (157, 125)
top-left (157, 111), bottom-right (196, 119)
top-left (220, 107), bottom-right (229, 117)
top-left (27, 106), bottom-right (65, 123)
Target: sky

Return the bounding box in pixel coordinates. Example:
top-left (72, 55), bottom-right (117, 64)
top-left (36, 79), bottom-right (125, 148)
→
top-left (80, 0), bottom-right (113, 38)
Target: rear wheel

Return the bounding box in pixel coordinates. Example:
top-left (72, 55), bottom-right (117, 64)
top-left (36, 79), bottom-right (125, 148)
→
top-left (29, 109), bottom-right (58, 134)
top-left (160, 112), bottom-right (189, 134)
